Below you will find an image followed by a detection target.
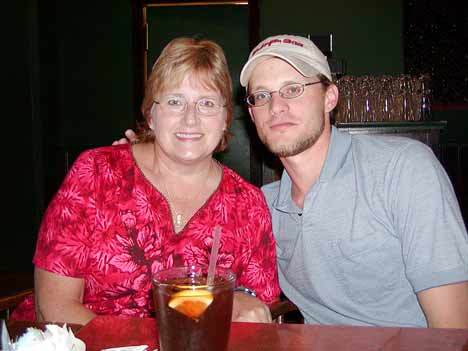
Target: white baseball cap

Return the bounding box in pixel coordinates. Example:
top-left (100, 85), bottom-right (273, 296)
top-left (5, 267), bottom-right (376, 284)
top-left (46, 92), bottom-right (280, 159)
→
top-left (240, 34), bottom-right (332, 87)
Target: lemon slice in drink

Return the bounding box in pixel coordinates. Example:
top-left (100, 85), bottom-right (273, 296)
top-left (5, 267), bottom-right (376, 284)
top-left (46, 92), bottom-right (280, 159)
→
top-left (168, 289), bottom-right (213, 319)
top-left (173, 284), bottom-right (209, 289)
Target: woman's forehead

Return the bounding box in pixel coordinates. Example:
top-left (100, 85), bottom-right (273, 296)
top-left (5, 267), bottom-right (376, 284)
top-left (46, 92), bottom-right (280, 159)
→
top-left (162, 74), bottom-right (221, 96)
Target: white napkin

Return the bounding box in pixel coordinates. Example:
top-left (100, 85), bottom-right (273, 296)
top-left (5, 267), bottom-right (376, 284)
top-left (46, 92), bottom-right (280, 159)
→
top-left (11, 324), bottom-right (85, 351)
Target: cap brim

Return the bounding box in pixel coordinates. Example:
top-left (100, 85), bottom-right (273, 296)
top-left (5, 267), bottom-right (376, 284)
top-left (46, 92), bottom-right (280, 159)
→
top-left (240, 52), bottom-right (327, 87)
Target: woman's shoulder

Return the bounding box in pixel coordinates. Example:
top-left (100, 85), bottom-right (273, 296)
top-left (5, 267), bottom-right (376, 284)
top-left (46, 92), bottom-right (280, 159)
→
top-left (221, 165), bottom-right (266, 201)
top-left (73, 144), bottom-right (133, 167)
top-left (77, 143), bottom-right (131, 158)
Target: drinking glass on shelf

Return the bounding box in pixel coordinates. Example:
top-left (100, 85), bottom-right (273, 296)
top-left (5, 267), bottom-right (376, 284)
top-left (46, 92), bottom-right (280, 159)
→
top-left (420, 75), bottom-right (431, 120)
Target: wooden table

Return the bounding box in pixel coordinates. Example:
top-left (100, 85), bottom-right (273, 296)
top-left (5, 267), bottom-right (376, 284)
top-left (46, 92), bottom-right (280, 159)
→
top-left (8, 316), bottom-right (468, 351)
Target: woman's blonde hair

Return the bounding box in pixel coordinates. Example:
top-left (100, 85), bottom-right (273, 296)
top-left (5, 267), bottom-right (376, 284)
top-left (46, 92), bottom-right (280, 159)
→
top-left (140, 37), bottom-right (233, 152)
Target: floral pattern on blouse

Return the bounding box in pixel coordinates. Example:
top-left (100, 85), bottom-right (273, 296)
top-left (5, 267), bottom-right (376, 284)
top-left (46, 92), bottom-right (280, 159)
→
top-left (13, 144), bottom-right (279, 320)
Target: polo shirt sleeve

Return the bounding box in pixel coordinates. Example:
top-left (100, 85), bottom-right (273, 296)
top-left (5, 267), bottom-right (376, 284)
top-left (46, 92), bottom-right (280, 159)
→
top-left (388, 141), bottom-right (468, 292)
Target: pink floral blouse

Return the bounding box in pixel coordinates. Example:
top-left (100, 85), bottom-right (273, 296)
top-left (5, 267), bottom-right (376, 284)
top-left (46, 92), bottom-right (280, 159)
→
top-left (13, 144), bottom-right (279, 320)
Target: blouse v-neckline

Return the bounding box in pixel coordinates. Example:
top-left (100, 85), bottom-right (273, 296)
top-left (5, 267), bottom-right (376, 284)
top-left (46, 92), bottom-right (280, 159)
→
top-left (128, 143), bottom-right (224, 234)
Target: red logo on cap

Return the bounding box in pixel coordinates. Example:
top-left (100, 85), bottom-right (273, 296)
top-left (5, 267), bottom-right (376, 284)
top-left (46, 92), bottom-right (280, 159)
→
top-left (252, 38), bottom-right (304, 56)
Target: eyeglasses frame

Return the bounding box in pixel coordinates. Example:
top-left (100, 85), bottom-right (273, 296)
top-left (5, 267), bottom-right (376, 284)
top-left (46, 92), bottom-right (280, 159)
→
top-left (245, 80), bottom-right (324, 107)
top-left (153, 96), bottom-right (226, 116)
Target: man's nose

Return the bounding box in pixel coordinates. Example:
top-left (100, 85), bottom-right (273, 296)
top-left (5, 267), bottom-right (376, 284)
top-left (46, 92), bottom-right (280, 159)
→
top-left (269, 92), bottom-right (289, 116)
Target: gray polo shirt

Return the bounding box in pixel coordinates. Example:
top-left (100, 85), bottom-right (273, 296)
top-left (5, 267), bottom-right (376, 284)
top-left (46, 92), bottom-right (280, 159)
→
top-left (262, 126), bottom-right (468, 327)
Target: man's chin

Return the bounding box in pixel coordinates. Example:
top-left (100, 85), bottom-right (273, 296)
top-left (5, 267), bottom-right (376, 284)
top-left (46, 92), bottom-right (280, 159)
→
top-left (267, 138), bottom-right (317, 158)
top-left (269, 144), bottom-right (307, 158)
top-left (272, 148), bottom-right (303, 158)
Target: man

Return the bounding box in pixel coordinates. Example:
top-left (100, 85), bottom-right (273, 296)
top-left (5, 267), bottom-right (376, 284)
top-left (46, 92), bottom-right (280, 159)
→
top-left (239, 34), bottom-right (468, 328)
top-left (118, 35), bottom-right (468, 327)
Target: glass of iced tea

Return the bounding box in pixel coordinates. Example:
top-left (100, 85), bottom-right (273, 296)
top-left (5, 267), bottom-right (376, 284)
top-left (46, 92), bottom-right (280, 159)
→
top-left (152, 265), bottom-right (235, 351)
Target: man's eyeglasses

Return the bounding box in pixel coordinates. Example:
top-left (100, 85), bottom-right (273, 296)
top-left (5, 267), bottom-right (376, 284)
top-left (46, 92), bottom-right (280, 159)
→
top-left (245, 81), bottom-right (324, 107)
top-left (154, 95), bottom-right (226, 116)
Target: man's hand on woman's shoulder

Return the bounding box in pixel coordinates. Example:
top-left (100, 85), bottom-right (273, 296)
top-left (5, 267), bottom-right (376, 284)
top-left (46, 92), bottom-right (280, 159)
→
top-left (112, 129), bottom-right (138, 145)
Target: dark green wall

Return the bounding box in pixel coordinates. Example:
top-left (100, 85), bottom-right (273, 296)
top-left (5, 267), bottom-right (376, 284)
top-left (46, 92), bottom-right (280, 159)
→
top-left (3, 1), bottom-right (37, 271)
top-left (53, 2), bottom-right (135, 146)
top-left (2, 1), bottom-right (137, 272)
top-left (40, 2), bottom-right (136, 202)
top-left (259, 0), bottom-right (404, 75)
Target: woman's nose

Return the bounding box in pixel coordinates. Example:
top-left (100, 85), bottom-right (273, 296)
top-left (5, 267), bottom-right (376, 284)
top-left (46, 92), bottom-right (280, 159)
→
top-left (182, 102), bottom-right (199, 125)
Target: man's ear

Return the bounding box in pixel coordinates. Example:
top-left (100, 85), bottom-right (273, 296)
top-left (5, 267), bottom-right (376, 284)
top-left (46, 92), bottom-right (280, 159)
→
top-left (324, 84), bottom-right (339, 113)
top-left (247, 106), bottom-right (256, 123)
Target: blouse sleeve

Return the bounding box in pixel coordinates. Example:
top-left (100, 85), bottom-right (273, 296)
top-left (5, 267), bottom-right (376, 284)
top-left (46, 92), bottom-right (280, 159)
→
top-left (33, 150), bottom-right (98, 278)
top-left (237, 190), bottom-right (281, 305)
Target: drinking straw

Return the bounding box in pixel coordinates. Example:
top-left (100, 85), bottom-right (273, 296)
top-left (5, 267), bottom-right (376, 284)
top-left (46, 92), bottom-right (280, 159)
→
top-left (206, 226), bottom-right (221, 286)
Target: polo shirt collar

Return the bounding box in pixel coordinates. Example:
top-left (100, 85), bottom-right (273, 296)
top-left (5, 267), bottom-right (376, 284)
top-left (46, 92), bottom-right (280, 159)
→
top-left (273, 126), bottom-right (352, 212)
top-left (318, 126), bottom-right (352, 182)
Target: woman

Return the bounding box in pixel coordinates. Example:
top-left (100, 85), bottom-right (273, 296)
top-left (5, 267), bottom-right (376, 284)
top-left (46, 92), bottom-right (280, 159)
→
top-left (13, 38), bottom-right (280, 325)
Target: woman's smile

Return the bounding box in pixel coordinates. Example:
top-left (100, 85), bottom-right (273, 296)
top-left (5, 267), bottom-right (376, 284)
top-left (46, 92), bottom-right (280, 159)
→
top-left (175, 132), bottom-right (203, 140)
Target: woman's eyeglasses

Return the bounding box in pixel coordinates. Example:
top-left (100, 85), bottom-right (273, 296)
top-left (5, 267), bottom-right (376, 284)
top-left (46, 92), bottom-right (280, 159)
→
top-left (154, 95), bottom-right (226, 116)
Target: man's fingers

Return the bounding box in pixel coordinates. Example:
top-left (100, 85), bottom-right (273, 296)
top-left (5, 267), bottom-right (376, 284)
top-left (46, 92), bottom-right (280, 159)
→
top-left (112, 138), bottom-right (128, 145)
top-left (111, 129), bottom-right (138, 146)
top-left (124, 129), bottom-right (138, 142)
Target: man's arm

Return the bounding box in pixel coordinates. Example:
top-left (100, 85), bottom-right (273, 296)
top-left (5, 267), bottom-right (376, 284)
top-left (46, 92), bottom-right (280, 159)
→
top-left (417, 281), bottom-right (468, 328)
top-left (389, 143), bottom-right (468, 328)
